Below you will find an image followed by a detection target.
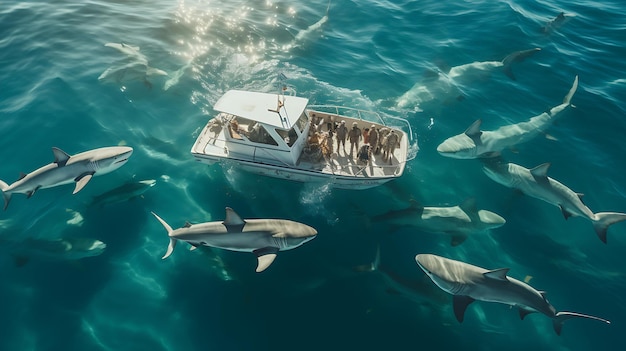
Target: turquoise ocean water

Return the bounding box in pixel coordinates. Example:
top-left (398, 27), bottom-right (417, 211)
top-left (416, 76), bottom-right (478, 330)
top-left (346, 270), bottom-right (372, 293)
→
top-left (1, 0), bottom-right (626, 350)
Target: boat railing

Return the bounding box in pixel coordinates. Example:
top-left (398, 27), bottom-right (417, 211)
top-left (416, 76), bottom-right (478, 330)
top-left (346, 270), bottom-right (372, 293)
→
top-left (326, 156), bottom-right (406, 178)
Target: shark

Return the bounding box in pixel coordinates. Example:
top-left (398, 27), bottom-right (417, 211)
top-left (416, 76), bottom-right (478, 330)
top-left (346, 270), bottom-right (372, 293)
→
top-left (395, 48), bottom-right (541, 109)
top-left (152, 207), bottom-right (318, 272)
top-left (290, 0), bottom-right (331, 48)
top-left (482, 158), bottom-right (626, 243)
top-left (541, 12), bottom-right (573, 34)
top-left (437, 75), bottom-right (578, 159)
top-left (163, 61), bottom-right (193, 91)
top-left (415, 254), bottom-right (611, 335)
top-left (0, 146), bottom-right (133, 210)
top-left (2, 237), bottom-right (106, 267)
top-left (371, 198), bottom-right (506, 246)
top-left (89, 179), bottom-right (156, 207)
top-left (98, 42), bottom-right (168, 88)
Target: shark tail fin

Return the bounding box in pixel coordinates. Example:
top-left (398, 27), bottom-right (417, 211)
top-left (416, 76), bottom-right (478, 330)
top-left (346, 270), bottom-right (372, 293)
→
top-left (151, 212), bottom-right (177, 259)
top-left (0, 180), bottom-right (10, 211)
top-left (553, 311), bottom-right (610, 335)
top-left (501, 48), bottom-right (541, 80)
top-left (592, 212), bottom-right (626, 243)
top-left (563, 75), bottom-right (579, 105)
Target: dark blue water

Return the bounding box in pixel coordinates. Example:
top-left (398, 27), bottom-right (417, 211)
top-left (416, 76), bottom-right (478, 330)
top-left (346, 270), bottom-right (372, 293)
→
top-left (1, 1), bottom-right (625, 350)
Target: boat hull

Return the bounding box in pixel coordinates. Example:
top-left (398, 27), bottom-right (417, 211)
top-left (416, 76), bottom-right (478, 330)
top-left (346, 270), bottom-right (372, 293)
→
top-left (192, 153), bottom-right (394, 190)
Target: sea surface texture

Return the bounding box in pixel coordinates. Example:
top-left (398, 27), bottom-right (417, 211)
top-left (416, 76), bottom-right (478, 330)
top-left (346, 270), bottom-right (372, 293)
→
top-left (1, 0), bottom-right (625, 350)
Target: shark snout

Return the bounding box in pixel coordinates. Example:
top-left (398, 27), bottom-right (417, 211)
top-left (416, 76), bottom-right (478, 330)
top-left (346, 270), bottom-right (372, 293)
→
top-left (113, 146), bottom-right (134, 164)
top-left (436, 136), bottom-right (474, 158)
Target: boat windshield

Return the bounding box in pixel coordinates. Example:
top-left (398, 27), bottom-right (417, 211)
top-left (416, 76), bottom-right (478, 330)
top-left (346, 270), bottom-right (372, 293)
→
top-left (276, 111), bottom-right (308, 147)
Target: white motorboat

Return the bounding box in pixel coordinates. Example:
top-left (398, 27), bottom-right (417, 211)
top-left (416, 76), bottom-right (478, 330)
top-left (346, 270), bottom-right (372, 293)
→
top-left (191, 89), bottom-right (416, 190)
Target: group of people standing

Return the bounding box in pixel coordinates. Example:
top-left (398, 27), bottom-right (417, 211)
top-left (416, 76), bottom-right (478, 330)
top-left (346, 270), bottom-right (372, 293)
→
top-left (327, 119), bottom-right (400, 165)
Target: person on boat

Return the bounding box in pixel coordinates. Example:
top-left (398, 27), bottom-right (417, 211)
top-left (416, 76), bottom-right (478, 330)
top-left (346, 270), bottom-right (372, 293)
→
top-left (229, 119), bottom-right (243, 139)
top-left (363, 127), bottom-right (370, 145)
top-left (325, 130), bottom-right (334, 156)
top-left (348, 122), bottom-right (362, 157)
top-left (383, 130), bottom-right (399, 164)
top-left (357, 144), bottom-right (370, 166)
top-left (335, 120), bottom-right (348, 155)
top-left (368, 125), bottom-right (379, 157)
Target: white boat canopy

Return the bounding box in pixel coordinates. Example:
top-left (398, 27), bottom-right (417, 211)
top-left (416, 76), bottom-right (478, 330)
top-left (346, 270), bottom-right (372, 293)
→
top-left (213, 90), bottom-right (309, 130)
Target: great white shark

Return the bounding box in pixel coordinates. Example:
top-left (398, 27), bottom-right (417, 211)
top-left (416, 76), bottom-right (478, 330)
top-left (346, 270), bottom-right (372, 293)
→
top-left (0, 146), bottom-right (133, 210)
top-left (371, 198), bottom-right (506, 246)
top-left (396, 48), bottom-right (541, 109)
top-left (437, 75), bottom-right (578, 159)
top-left (152, 207), bottom-right (317, 272)
top-left (482, 158), bottom-right (626, 243)
top-left (415, 254), bottom-right (610, 335)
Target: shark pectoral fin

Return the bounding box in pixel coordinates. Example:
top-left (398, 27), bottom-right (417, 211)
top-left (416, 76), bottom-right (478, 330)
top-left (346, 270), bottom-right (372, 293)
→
top-left (519, 308), bottom-right (535, 320)
top-left (253, 247), bottom-right (279, 273)
top-left (26, 186), bottom-right (40, 198)
top-left (453, 295), bottom-right (475, 323)
top-left (73, 173), bottom-right (95, 194)
top-left (559, 205), bottom-right (573, 220)
top-left (52, 147), bottom-right (71, 166)
top-left (483, 268), bottom-right (510, 281)
top-left (450, 234), bottom-right (467, 247)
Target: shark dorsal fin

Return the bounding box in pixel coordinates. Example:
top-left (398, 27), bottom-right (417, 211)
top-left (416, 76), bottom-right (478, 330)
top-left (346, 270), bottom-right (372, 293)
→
top-left (464, 119), bottom-right (482, 138)
top-left (52, 147), bottom-right (71, 166)
top-left (483, 268), bottom-right (510, 281)
top-left (223, 207), bottom-right (246, 231)
top-left (183, 221), bottom-right (192, 228)
top-left (459, 198), bottom-right (478, 216)
top-left (530, 163), bottom-right (551, 180)
top-left (253, 246), bottom-right (279, 273)
top-left (452, 295), bottom-right (475, 323)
